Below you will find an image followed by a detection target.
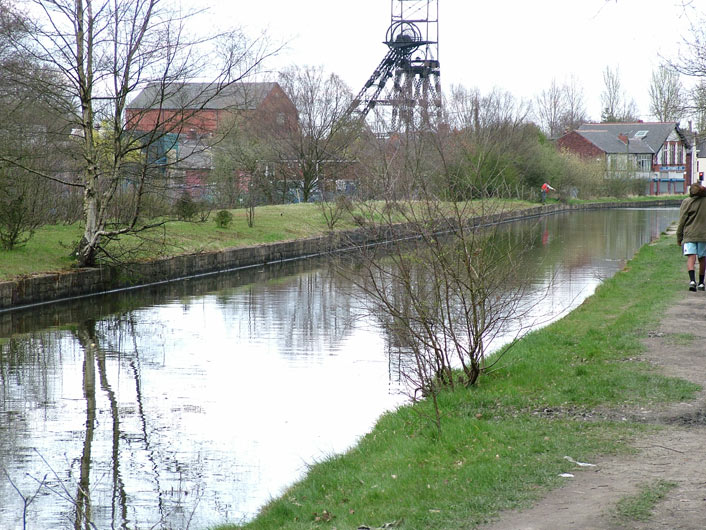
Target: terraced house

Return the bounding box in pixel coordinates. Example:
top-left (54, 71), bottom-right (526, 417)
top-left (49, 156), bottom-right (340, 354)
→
top-left (557, 122), bottom-right (693, 195)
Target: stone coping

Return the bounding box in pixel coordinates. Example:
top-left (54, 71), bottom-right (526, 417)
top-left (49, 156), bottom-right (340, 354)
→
top-left (0, 200), bottom-right (681, 312)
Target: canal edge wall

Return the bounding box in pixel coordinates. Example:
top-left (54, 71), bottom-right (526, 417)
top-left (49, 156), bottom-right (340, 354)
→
top-left (0, 200), bottom-right (681, 312)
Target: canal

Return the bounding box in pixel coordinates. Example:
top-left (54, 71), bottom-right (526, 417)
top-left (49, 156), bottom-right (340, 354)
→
top-left (0, 208), bottom-right (679, 529)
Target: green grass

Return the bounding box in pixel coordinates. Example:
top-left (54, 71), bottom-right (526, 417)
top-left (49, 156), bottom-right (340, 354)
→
top-left (0, 204), bottom-right (341, 280)
top-left (614, 480), bottom-right (677, 522)
top-left (0, 199), bottom-right (537, 281)
top-left (665, 332), bottom-right (697, 346)
top-left (217, 235), bottom-right (699, 530)
top-left (0, 197), bottom-right (671, 282)
top-left (0, 224), bottom-right (81, 279)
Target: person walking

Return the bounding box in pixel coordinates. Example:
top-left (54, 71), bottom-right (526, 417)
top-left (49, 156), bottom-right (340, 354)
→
top-left (676, 182), bottom-right (706, 291)
top-left (541, 182), bottom-right (555, 204)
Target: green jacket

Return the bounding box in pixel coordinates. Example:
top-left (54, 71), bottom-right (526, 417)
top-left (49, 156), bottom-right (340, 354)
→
top-left (677, 189), bottom-right (706, 244)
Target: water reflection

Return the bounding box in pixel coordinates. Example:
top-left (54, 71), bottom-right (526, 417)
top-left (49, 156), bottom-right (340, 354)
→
top-left (0, 208), bottom-right (678, 528)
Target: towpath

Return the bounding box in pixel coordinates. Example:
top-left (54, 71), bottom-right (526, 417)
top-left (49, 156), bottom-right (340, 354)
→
top-left (482, 291), bottom-right (706, 529)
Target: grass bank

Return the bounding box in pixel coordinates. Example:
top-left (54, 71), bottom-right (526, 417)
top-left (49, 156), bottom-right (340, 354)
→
top-left (0, 197), bottom-right (681, 282)
top-left (0, 204), bottom-right (344, 280)
top-left (0, 200), bottom-right (538, 281)
top-left (218, 232), bottom-right (698, 529)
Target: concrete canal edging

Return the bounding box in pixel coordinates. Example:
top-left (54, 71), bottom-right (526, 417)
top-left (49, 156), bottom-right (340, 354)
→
top-left (0, 200), bottom-right (681, 312)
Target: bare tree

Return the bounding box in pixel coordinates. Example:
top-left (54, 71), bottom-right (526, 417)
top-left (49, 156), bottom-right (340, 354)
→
top-left (649, 65), bottom-right (685, 121)
top-left (535, 77), bottom-right (588, 137)
top-left (671, 13), bottom-right (706, 80)
top-left (0, 0), bottom-right (273, 267)
top-left (562, 75), bottom-right (589, 131)
top-left (600, 66), bottom-right (639, 122)
top-left (600, 66), bottom-right (622, 122)
top-left (670, 17), bottom-right (706, 131)
top-left (0, 2), bottom-right (77, 244)
top-left (273, 65), bottom-right (359, 203)
top-left (212, 114), bottom-right (273, 226)
top-left (535, 79), bottom-right (565, 138)
top-left (0, 166), bottom-right (51, 249)
top-left (690, 81), bottom-right (706, 133)
top-left (343, 126), bottom-right (538, 433)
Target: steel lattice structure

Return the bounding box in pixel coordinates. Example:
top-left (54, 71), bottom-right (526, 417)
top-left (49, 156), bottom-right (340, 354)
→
top-left (349, 0), bottom-right (441, 134)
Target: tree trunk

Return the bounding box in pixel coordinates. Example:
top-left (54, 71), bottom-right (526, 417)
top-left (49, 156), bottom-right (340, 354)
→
top-left (78, 181), bottom-right (99, 267)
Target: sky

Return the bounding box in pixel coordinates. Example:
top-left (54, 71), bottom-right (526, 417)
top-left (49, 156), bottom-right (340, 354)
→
top-left (205, 0), bottom-right (706, 124)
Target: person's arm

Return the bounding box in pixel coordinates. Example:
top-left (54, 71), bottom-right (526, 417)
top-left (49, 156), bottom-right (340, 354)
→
top-left (676, 204), bottom-right (689, 245)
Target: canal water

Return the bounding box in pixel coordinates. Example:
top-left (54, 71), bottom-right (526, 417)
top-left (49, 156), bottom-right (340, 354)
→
top-left (0, 208), bottom-right (678, 529)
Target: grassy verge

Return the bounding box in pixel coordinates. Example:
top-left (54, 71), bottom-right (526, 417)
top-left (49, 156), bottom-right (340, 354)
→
top-left (218, 234), bottom-right (699, 529)
top-left (0, 204), bottom-right (330, 280)
top-left (614, 480), bottom-right (677, 522)
top-left (0, 200), bottom-right (540, 281)
top-left (0, 197), bottom-right (676, 282)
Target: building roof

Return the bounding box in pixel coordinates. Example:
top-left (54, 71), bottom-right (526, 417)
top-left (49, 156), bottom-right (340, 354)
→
top-left (575, 122), bottom-right (685, 154)
top-left (127, 82), bottom-right (279, 111)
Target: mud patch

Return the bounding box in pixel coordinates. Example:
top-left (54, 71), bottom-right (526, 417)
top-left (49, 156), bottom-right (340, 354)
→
top-left (663, 407), bottom-right (706, 427)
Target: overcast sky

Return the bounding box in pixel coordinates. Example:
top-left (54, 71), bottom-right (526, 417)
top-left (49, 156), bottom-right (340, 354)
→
top-left (206, 0), bottom-right (706, 123)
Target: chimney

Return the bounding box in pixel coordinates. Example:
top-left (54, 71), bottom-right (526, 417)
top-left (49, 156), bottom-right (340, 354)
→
top-left (618, 133), bottom-right (628, 144)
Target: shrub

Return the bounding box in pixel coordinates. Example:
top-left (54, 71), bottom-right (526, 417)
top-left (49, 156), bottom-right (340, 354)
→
top-left (0, 172), bottom-right (49, 250)
top-left (0, 196), bottom-right (38, 249)
top-left (215, 209), bottom-right (233, 228)
top-left (174, 191), bottom-right (198, 221)
top-left (602, 175), bottom-right (646, 198)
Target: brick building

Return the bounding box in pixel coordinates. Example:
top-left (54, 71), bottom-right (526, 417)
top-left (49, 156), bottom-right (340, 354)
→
top-left (557, 122), bottom-right (692, 195)
top-left (125, 82), bottom-right (298, 197)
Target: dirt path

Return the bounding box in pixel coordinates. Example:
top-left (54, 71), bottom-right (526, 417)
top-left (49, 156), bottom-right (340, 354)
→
top-left (481, 294), bottom-right (706, 530)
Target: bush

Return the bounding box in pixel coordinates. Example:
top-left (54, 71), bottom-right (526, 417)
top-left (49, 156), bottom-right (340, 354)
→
top-left (0, 172), bottom-right (49, 250)
top-left (174, 191), bottom-right (198, 221)
top-left (602, 175), bottom-right (647, 198)
top-left (555, 151), bottom-right (605, 200)
top-left (215, 209), bottom-right (233, 228)
top-left (0, 196), bottom-right (38, 249)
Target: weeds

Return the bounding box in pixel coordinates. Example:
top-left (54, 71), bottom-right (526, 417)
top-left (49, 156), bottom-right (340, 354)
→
top-left (614, 480), bottom-right (677, 522)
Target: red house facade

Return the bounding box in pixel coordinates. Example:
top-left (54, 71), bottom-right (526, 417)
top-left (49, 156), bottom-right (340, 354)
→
top-left (557, 122), bottom-right (692, 195)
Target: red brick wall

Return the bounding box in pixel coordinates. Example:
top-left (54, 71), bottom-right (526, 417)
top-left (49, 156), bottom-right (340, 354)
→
top-left (238, 85), bottom-right (299, 137)
top-left (125, 84), bottom-right (299, 136)
top-left (125, 108), bottom-right (223, 135)
top-left (257, 84), bottom-right (299, 132)
top-left (556, 131), bottom-right (605, 159)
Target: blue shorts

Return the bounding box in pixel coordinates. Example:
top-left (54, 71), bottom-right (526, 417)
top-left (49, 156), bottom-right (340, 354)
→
top-left (683, 242), bottom-right (706, 257)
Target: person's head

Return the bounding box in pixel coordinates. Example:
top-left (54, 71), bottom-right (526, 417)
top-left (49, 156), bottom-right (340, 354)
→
top-left (690, 183), bottom-right (706, 197)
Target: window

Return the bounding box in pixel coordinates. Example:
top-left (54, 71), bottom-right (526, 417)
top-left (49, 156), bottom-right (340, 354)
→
top-left (634, 130), bottom-right (648, 139)
top-left (636, 154), bottom-right (651, 171)
top-left (608, 154), bottom-right (618, 170)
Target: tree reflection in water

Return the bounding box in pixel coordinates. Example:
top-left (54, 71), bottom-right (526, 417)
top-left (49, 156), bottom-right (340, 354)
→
top-left (74, 325), bottom-right (96, 530)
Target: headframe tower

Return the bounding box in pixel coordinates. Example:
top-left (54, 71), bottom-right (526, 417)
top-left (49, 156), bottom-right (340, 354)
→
top-left (349, 0), bottom-right (441, 134)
